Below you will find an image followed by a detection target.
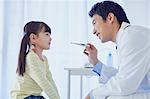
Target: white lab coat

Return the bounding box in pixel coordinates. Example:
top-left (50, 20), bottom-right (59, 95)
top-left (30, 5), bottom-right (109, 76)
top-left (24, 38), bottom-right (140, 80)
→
top-left (92, 22), bottom-right (150, 99)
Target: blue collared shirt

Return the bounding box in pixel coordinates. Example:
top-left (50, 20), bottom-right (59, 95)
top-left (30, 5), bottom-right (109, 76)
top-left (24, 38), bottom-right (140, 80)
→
top-left (92, 61), bottom-right (102, 76)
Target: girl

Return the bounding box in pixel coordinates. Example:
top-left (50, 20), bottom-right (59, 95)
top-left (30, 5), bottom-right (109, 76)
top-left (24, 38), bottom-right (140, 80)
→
top-left (11, 21), bottom-right (60, 99)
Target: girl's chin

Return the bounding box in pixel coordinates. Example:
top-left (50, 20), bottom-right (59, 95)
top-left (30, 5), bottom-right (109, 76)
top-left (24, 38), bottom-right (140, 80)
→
top-left (47, 47), bottom-right (50, 49)
top-left (45, 46), bottom-right (50, 50)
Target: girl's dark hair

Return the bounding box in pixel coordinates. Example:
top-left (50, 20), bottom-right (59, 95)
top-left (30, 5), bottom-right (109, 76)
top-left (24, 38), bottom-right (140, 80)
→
top-left (17, 21), bottom-right (51, 76)
top-left (89, 1), bottom-right (130, 25)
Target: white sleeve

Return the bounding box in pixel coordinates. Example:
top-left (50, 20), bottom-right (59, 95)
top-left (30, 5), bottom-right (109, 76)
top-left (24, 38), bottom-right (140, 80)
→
top-left (92, 29), bottom-right (150, 98)
top-left (93, 61), bottom-right (118, 84)
top-left (98, 63), bottom-right (118, 84)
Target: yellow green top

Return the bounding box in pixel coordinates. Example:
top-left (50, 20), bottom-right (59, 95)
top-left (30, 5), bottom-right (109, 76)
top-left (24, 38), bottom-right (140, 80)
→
top-left (11, 51), bottom-right (59, 99)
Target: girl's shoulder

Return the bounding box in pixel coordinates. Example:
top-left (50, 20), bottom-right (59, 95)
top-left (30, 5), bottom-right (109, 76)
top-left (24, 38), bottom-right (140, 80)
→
top-left (26, 50), bottom-right (38, 59)
top-left (26, 51), bottom-right (48, 63)
top-left (26, 51), bottom-right (42, 64)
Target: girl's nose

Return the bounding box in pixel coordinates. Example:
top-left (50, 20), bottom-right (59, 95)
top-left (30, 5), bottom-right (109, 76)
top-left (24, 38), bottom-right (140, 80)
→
top-left (49, 36), bottom-right (52, 41)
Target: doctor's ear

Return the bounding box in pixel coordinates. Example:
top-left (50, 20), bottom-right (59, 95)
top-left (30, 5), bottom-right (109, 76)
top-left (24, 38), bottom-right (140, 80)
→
top-left (29, 33), bottom-right (37, 44)
top-left (107, 13), bottom-right (115, 24)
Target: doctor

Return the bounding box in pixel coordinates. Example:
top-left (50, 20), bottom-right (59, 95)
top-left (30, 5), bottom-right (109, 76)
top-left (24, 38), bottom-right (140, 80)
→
top-left (84, 1), bottom-right (150, 99)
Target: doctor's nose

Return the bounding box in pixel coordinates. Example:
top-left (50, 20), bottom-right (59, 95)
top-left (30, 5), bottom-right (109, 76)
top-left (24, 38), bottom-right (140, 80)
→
top-left (93, 28), bottom-right (97, 35)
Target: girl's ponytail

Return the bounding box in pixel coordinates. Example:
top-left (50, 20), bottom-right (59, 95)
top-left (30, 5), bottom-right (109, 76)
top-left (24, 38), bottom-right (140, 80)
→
top-left (17, 34), bottom-right (30, 76)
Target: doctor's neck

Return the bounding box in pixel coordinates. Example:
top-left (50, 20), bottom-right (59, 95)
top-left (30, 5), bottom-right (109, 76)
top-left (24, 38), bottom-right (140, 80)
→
top-left (111, 21), bottom-right (121, 42)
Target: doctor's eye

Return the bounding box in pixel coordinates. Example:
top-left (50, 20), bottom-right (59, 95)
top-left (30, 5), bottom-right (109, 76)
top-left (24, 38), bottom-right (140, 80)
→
top-left (93, 20), bottom-right (96, 25)
top-left (93, 22), bottom-right (96, 24)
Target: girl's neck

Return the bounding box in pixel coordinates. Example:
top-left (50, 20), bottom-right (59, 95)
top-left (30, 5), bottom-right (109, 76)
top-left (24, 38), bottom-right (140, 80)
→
top-left (32, 48), bottom-right (44, 61)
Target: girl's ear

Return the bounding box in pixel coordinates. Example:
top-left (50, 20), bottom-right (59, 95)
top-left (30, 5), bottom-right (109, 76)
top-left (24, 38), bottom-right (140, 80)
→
top-left (29, 33), bottom-right (37, 44)
top-left (107, 12), bottom-right (115, 24)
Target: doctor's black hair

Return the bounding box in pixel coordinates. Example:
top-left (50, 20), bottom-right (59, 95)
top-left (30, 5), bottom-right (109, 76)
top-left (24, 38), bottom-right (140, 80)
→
top-left (89, 1), bottom-right (130, 25)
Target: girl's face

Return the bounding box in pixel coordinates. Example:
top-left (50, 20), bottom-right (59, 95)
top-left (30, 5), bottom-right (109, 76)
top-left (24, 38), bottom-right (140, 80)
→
top-left (33, 26), bottom-right (52, 51)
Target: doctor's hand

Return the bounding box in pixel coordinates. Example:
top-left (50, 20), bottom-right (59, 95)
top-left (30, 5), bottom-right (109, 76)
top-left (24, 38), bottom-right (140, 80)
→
top-left (84, 43), bottom-right (98, 66)
top-left (84, 95), bottom-right (90, 99)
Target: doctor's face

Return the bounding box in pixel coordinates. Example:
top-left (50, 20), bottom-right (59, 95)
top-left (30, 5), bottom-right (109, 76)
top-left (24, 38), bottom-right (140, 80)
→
top-left (92, 14), bottom-right (112, 43)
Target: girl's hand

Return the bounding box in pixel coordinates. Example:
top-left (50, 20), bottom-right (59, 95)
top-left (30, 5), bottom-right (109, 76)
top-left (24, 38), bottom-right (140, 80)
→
top-left (83, 43), bottom-right (99, 66)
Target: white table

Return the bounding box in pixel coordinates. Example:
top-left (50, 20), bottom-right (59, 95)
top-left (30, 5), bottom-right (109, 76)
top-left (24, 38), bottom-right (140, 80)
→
top-left (64, 68), bottom-right (97, 99)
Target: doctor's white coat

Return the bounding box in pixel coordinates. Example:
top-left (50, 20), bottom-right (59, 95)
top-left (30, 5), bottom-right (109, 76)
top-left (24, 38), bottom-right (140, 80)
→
top-left (91, 22), bottom-right (150, 99)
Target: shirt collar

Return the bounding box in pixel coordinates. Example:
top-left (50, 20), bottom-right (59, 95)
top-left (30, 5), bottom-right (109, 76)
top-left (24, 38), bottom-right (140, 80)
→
top-left (116, 22), bottom-right (130, 45)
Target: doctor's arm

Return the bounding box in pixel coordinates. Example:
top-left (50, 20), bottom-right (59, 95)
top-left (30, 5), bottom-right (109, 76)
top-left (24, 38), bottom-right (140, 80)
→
top-left (93, 61), bottom-right (118, 83)
top-left (84, 43), bottom-right (118, 83)
top-left (91, 32), bottom-right (150, 98)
